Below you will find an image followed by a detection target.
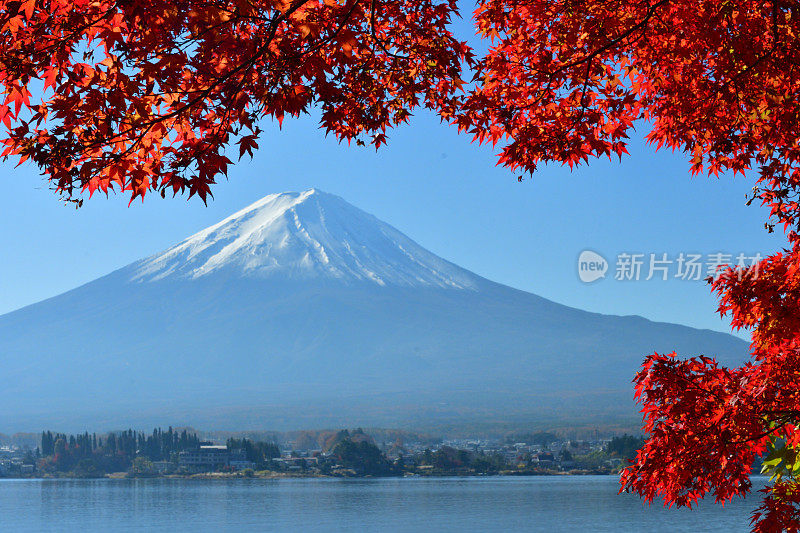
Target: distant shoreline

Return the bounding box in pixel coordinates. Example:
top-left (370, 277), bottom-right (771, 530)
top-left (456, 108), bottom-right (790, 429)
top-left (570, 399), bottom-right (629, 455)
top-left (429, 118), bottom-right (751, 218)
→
top-left (2, 429), bottom-right (638, 480)
top-left (2, 469), bottom-right (619, 481)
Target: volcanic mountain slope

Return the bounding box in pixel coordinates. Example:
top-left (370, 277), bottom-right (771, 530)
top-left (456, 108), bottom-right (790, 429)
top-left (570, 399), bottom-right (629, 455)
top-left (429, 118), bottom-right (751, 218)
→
top-left (0, 189), bottom-right (749, 432)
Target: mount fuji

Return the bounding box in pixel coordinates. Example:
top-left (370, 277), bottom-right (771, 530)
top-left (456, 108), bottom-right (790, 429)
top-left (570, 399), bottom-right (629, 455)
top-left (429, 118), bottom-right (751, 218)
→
top-left (0, 189), bottom-right (749, 433)
top-left (130, 189), bottom-right (480, 288)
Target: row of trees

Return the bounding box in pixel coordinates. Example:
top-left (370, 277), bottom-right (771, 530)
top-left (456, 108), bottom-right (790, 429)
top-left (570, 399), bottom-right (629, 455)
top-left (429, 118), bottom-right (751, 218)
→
top-left (37, 427), bottom-right (203, 476)
top-left (40, 428), bottom-right (201, 461)
top-left (32, 427), bottom-right (395, 477)
top-left (41, 428), bottom-right (201, 462)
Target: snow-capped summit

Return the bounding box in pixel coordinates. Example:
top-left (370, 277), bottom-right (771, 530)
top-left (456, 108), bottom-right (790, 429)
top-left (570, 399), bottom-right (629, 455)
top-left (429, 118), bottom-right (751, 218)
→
top-left (130, 188), bottom-right (480, 289)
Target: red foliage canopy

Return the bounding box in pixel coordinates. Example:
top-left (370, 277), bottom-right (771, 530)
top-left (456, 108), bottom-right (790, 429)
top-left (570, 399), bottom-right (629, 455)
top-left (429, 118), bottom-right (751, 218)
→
top-left (0, 0), bottom-right (470, 203)
top-left (458, 0), bottom-right (800, 191)
top-left (620, 245), bottom-right (800, 532)
top-left (461, 2), bottom-right (800, 531)
top-left (3, 2), bottom-right (800, 530)
top-left (463, 3), bottom-right (800, 530)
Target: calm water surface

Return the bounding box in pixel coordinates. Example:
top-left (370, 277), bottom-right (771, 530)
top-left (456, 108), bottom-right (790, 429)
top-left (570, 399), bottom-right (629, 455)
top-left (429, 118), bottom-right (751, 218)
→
top-left (0, 476), bottom-right (762, 532)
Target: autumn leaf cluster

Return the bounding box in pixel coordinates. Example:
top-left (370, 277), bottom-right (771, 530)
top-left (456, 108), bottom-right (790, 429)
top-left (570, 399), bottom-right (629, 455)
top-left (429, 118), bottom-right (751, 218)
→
top-left (0, 0), bottom-right (470, 203)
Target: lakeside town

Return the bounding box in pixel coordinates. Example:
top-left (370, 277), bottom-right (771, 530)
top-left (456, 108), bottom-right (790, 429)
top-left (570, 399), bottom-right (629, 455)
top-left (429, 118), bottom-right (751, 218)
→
top-left (0, 428), bottom-right (644, 479)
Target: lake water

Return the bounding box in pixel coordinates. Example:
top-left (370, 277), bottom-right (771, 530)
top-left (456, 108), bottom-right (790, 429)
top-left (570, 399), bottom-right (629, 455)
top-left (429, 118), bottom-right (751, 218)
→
top-left (0, 476), bottom-right (762, 532)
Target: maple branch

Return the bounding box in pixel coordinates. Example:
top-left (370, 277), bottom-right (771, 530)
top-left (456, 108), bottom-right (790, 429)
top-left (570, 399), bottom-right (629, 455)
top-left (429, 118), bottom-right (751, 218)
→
top-left (284, 0), bottom-right (364, 60)
top-left (67, 0), bottom-right (317, 162)
top-left (500, 0), bottom-right (669, 122)
top-left (38, 2), bottom-right (122, 58)
top-left (65, 0), bottom-right (420, 176)
top-left (368, 0), bottom-right (410, 60)
top-left (546, 0), bottom-right (670, 76)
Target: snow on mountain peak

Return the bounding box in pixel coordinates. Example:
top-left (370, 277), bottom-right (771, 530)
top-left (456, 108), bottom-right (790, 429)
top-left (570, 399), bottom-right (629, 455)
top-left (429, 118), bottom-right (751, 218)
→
top-left (129, 189), bottom-right (481, 289)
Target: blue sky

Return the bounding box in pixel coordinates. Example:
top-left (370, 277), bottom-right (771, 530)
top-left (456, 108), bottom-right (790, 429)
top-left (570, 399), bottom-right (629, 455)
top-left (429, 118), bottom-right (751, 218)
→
top-left (0, 7), bottom-right (786, 340)
top-left (0, 105), bottom-right (785, 340)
